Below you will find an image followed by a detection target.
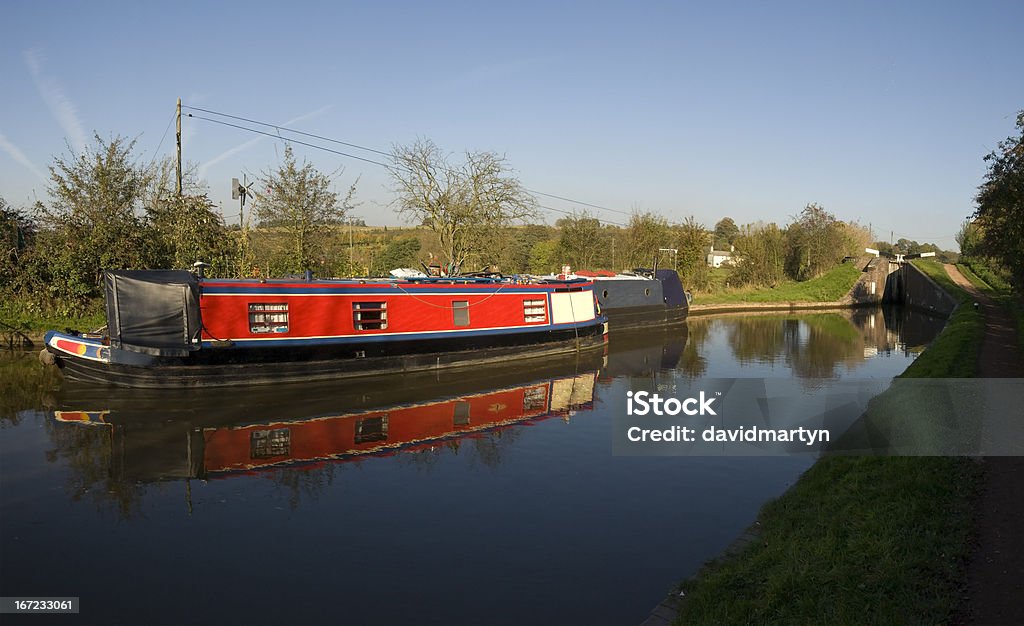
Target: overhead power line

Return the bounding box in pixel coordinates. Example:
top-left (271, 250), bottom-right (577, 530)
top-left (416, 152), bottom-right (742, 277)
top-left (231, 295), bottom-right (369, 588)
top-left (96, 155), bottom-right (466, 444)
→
top-left (185, 113), bottom-right (394, 169)
top-left (184, 105), bottom-right (394, 159)
top-left (182, 104), bottom-right (636, 222)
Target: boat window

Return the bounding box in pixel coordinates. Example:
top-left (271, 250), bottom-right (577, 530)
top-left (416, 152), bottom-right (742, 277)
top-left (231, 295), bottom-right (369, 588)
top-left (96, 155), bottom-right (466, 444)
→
top-left (523, 386), bottom-right (547, 411)
top-left (355, 415), bottom-right (388, 444)
top-left (453, 301), bottom-right (470, 326)
top-left (249, 303), bottom-right (289, 333)
top-left (453, 402), bottom-right (471, 426)
top-left (353, 302), bottom-right (388, 330)
top-left (523, 299), bottom-right (547, 323)
top-left (250, 428), bottom-right (290, 458)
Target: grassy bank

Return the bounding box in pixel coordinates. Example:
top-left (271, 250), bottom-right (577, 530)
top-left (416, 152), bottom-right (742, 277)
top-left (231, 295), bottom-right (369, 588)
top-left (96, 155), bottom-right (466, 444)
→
top-left (957, 260), bottom-right (1024, 354)
top-left (898, 260), bottom-right (982, 378)
top-left (695, 262), bottom-right (861, 305)
top-left (0, 300), bottom-right (105, 340)
top-left (675, 261), bottom-right (984, 625)
top-left (675, 457), bottom-right (979, 623)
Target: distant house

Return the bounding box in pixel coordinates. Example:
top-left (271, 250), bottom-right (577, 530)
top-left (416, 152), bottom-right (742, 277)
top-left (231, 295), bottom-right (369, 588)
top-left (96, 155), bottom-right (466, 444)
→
top-left (706, 245), bottom-right (735, 268)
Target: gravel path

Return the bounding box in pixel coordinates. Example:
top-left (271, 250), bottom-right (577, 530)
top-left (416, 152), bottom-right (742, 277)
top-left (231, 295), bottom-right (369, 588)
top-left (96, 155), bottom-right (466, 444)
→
top-left (944, 264), bottom-right (1024, 625)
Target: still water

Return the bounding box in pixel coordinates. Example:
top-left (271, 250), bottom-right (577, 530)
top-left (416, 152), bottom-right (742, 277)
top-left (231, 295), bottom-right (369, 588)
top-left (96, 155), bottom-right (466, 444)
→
top-left (0, 308), bottom-right (944, 625)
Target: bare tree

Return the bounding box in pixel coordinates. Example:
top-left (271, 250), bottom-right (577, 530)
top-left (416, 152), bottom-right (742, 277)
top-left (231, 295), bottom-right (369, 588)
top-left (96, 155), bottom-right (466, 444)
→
top-left (390, 139), bottom-right (536, 271)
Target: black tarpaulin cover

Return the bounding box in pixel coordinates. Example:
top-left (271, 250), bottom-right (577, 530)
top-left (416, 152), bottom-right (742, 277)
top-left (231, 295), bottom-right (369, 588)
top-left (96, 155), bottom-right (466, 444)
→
top-left (104, 270), bottom-right (201, 356)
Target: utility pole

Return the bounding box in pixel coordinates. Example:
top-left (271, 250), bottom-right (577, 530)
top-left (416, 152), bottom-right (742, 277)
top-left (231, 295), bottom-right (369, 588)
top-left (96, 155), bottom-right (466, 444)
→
top-left (175, 98), bottom-right (183, 197)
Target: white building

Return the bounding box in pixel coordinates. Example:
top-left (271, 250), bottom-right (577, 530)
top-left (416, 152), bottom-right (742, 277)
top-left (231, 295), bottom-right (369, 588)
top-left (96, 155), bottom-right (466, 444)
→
top-left (706, 245), bottom-right (735, 268)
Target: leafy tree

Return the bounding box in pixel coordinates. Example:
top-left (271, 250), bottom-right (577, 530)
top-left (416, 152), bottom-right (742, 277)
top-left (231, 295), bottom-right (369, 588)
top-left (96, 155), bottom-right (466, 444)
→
top-left (673, 216), bottom-right (711, 291)
top-left (529, 238), bottom-right (559, 274)
top-left (1, 197), bottom-right (36, 290)
top-left (841, 221), bottom-right (873, 257)
top-left (502, 224), bottom-right (556, 274)
top-left (369, 237), bottom-right (422, 276)
top-left (39, 134), bottom-right (153, 308)
top-left (785, 203), bottom-right (847, 280)
top-left (872, 241), bottom-right (896, 257)
top-left (974, 110), bottom-right (1024, 284)
top-left (955, 219), bottom-right (983, 258)
top-left (556, 211), bottom-right (603, 270)
top-left (390, 138), bottom-right (537, 271)
top-left (894, 238), bottom-right (919, 255)
top-left (713, 217), bottom-right (739, 249)
top-left (147, 194), bottom-right (233, 273)
top-left (255, 144), bottom-right (357, 274)
top-left (729, 222), bottom-right (786, 287)
top-left (143, 156), bottom-right (231, 273)
top-left (623, 211), bottom-right (670, 269)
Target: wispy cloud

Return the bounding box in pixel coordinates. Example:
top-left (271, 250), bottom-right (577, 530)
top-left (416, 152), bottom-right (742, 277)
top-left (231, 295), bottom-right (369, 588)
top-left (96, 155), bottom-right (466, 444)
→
top-left (24, 48), bottom-right (88, 153)
top-left (197, 105), bottom-right (333, 180)
top-left (0, 130), bottom-right (48, 183)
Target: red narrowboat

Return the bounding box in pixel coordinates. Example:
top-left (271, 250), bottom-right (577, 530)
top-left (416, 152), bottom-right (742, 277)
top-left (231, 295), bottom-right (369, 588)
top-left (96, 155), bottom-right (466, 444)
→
top-left (43, 269), bottom-right (608, 388)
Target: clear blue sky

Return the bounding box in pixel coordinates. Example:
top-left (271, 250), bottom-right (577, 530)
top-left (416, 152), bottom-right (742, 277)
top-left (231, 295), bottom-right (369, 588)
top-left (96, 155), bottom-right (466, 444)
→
top-left (3, 0), bottom-right (1022, 249)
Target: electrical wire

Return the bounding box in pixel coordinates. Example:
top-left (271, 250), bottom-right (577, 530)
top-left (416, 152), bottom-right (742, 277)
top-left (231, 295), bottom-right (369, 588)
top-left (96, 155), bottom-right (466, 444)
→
top-left (183, 104), bottom-right (636, 223)
top-left (148, 108), bottom-right (177, 168)
top-left (526, 189), bottom-right (632, 217)
top-left (185, 113), bottom-right (394, 169)
top-left (184, 105), bottom-right (394, 160)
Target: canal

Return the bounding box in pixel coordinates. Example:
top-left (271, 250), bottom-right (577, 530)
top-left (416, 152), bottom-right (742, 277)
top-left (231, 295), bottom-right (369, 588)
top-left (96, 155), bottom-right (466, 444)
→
top-left (0, 307), bottom-right (945, 625)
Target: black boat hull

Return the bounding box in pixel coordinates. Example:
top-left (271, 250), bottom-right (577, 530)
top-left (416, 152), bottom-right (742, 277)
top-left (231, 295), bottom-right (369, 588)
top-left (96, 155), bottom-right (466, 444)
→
top-left (52, 323), bottom-right (608, 388)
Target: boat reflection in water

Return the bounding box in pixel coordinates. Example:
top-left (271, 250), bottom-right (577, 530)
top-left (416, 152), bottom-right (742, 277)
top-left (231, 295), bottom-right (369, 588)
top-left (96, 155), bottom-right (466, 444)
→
top-left (52, 360), bottom-right (609, 483)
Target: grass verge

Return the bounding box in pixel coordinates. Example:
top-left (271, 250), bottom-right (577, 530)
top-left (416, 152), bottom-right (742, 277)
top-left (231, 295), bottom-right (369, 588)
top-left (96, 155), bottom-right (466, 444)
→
top-left (675, 457), bottom-right (980, 624)
top-left (696, 262), bottom-right (861, 305)
top-left (957, 260), bottom-right (1024, 355)
top-left (898, 260), bottom-right (982, 378)
top-left (674, 261), bottom-right (985, 625)
top-left (0, 300), bottom-right (105, 339)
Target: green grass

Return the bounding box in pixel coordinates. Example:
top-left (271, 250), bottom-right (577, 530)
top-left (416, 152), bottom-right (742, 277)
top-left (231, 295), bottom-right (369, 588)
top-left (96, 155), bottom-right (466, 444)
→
top-left (675, 457), bottom-right (979, 625)
top-left (959, 259), bottom-right (1012, 293)
top-left (0, 299), bottom-right (106, 338)
top-left (898, 260), bottom-right (982, 378)
top-left (675, 259), bottom-right (986, 625)
top-left (696, 263), bottom-right (861, 305)
top-left (957, 260), bottom-right (1024, 355)
top-left (707, 267), bottom-right (732, 291)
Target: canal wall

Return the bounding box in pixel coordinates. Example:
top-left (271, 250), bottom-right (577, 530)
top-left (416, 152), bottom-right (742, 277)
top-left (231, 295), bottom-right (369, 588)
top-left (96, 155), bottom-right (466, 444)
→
top-left (885, 262), bottom-right (958, 317)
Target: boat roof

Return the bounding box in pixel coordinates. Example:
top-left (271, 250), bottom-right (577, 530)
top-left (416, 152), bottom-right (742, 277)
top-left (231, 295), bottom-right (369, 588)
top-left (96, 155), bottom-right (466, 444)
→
top-left (200, 274), bottom-right (594, 286)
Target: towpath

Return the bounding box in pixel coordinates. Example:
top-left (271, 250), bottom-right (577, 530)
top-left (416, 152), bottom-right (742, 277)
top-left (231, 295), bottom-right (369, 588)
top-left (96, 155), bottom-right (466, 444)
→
top-left (944, 264), bottom-right (1024, 625)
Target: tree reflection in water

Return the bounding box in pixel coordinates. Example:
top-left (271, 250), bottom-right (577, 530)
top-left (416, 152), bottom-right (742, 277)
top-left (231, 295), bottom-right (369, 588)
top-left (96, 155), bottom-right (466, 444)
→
top-left (1, 351), bottom-right (61, 425)
top-left (679, 318), bottom-right (711, 378)
top-left (43, 418), bottom-right (146, 519)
